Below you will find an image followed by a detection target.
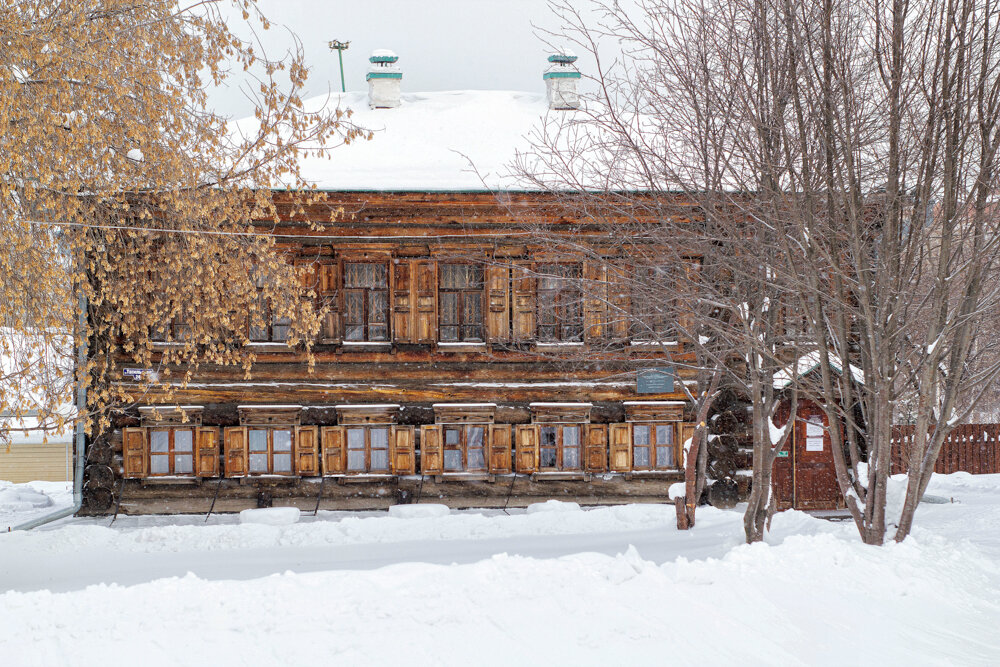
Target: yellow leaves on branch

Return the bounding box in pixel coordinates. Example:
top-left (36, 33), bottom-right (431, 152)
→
top-left (0, 1), bottom-right (370, 440)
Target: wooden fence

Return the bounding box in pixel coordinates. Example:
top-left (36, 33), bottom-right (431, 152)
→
top-left (891, 423), bottom-right (1000, 475)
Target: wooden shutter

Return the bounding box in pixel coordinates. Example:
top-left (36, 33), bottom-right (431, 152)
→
top-left (195, 427), bottom-right (220, 478)
top-left (321, 426), bottom-right (346, 474)
top-left (486, 263), bottom-right (510, 342)
top-left (391, 425), bottom-right (416, 474)
top-left (583, 261), bottom-right (608, 342)
top-left (680, 422), bottom-right (696, 469)
top-left (413, 261), bottom-right (437, 344)
top-left (584, 424), bottom-right (608, 472)
top-left (512, 261), bottom-right (536, 342)
top-left (296, 260), bottom-right (319, 292)
top-left (515, 424), bottom-right (540, 473)
top-left (420, 425), bottom-right (443, 474)
top-left (488, 424), bottom-right (512, 474)
top-left (223, 426), bottom-right (248, 478)
top-left (392, 260), bottom-right (413, 343)
top-left (607, 263), bottom-right (631, 341)
top-left (122, 427), bottom-right (148, 478)
top-left (609, 423), bottom-right (632, 472)
top-left (318, 263), bottom-right (341, 342)
top-left (295, 426), bottom-right (320, 476)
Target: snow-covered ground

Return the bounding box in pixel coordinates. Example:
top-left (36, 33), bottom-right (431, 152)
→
top-left (2, 474), bottom-right (1000, 666)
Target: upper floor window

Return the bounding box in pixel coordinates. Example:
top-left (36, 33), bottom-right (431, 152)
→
top-left (537, 263), bottom-right (583, 342)
top-left (630, 265), bottom-right (674, 340)
top-left (249, 294), bottom-right (291, 343)
top-left (344, 263), bottom-right (389, 342)
top-left (439, 264), bottom-right (484, 342)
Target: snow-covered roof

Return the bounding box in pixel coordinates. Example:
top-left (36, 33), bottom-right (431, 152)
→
top-left (236, 90), bottom-right (563, 191)
top-left (773, 351), bottom-right (866, 389)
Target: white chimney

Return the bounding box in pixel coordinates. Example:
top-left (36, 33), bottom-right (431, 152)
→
top-left (544, 50), bottom-right (581, 110)
top-left (367, 49), bottom-right (401, 108)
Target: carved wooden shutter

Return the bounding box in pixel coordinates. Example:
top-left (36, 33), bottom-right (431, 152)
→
top-left (392, 260), bottom-right (413, 343)
top-left (515, 424), bottom-right (539, 473)
top-left (295, 426), bottom-right (320, 476)
top-left (680, 422), bottom-right (696, 469)
top-left (488, 424), bottom-right (512, 474)
top-left (512, 261), bottom-right (536, 342)
top-left (391, 425), bottom-right (416, 474)
top-left (607, 263), bottom-right (631, 341)
top-left (413, 261), bottom-right (437, 344)
top-left (583, 261), bottom-right (608, 342)
top-left (195, 427), bottom-right (220, 477)
top-left (321, 426), bottom-right (346, 474)
top-left (584, 424), bottom-right (608, 472)
top-left (486, 264), bottom-right (510, 342)
top-left (318, 263), bottom-right (341, 342)
top-left (420, 425), bottom-right (443, 474)
top-left (223, 427), bottom-right (248, 478)
top-left (122, 427), bottom-right (148, 478)
top-left (609, 423), bottom-right (632, 472)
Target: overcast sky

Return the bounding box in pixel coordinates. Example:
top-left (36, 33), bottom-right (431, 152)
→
top-left (209, 0), bottom-right (576, 119)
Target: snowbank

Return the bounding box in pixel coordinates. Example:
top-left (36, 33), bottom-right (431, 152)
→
top-left (387, 503), bottom-right (450, 519)
top-left (0, 480), bottom-right (72, 530)
top-left (238, 507), bottom-right (300, 526)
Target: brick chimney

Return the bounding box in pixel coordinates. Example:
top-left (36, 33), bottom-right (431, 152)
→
top-left (543, 50), bottom-right (581, 110)
top-left (367, 49), bottom-right (402, 108)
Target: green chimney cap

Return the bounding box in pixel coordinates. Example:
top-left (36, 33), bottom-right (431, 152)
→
top-left (548, 54), bottom-right (578, 64)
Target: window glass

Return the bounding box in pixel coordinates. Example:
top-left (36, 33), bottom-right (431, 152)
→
top-left (150, 430), bottom-right (169, 453)
top-left (347, 428), bottom-right (365, 471)
top-left (467, 426), bottom-right (486, 470)
top-left (174, 454), bottom-right (193, 474)
top-left (150, 455), bottom-right (169, 474)
top-left (370, 428), bottom-right (390, 472)
top-left (445, 428), bottom-right (461, 446)
top-left (444, 450), bottom-right (463, 471)
top-left (540, 426), bottom-right (558, 468)
top-left (634, 445), bottom-right (650, 467)
top-left (249, 429), bottom-right (268, 451)
top-left (273, 430), bottom-right (292, 452)
top-left (655, 424), bottom-right (675, 468)
top-left (345, 263), bottom-right (389, 341)
top-left (634, 425), bottom-right (650, 446)
top-left (439, 264), bottom-right (484, 342)
top-left (174, 430), bottom-right (193, 452)
top-left (563, 426), bottom-right (581, 469)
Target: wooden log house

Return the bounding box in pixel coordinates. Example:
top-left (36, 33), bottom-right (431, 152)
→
top-left (88, 65), bottom-right (701, 515)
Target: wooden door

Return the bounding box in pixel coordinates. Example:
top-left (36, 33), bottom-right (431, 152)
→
top-left (773, 401), bottom-right (842, 510)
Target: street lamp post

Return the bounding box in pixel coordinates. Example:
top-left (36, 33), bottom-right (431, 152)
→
top-left (328, 40), bottom-right (350, 93)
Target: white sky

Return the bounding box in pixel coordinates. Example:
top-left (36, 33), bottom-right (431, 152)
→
top-left (209, 0), bottom-right (574, 118)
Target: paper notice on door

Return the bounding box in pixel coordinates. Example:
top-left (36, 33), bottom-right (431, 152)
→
top-left (806, 436), bottom-right (824, 451)
top-left (806, 422), bottom-right (824, 437)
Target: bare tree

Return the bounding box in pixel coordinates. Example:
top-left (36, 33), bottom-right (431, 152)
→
top-left (527, 0), bottom-right (1000, 545)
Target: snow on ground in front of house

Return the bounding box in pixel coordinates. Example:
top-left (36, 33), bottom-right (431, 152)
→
top-left (2, 473), bottom-right (1000, 666)
top-left (0, 480), bottom-right (72, 530)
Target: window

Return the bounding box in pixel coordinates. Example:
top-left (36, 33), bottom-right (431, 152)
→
top-left (439, 264), bottom-right (484, 342)
top-left (442, 424), bottom-right (487, 472)
top-left (539, 424), bottom-right (582, 470)
top-left (346, 425), bottom-right (391, 473)
top-left (249, 292), bottom-right (291, 342)
top-left (632, 423), bottom-right (676, 470)
top-left (344, 263), bottom-right (389, 341)
top-left (247, 427), bottom-right (294, 474)
top-left (537, 264), bottom-right (583, 341)
top-left (630, 265), bottom-right (675, 340)
top-left (149, 427), bottom-right (194, 475)
top-left (153, 314), bottom-right (191, 343)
